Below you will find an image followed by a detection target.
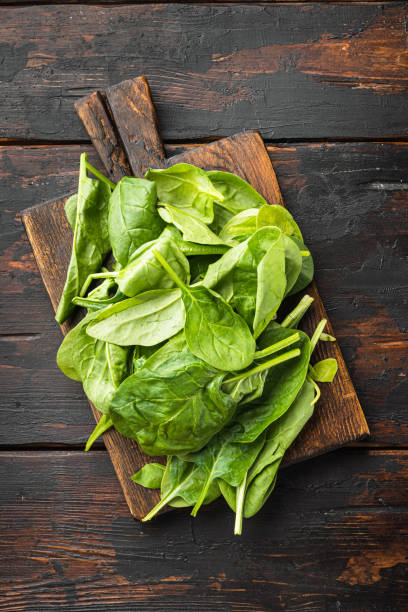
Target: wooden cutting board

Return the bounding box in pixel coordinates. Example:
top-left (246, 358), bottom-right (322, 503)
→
top-left (22, 77), bottom-right (369, 520)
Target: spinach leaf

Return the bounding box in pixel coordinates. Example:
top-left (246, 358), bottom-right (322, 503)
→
top-left (256, 204), bottom-right (303, 240)
top-left (159, 204), bottom-right (231, 246)
top-left (207, 170), bottom-right (267, 214)
top-left (85, 414), bottom-right (113, 452)
top-left (56, 153), bottom-right (112, 323)
top-left (203, 227), bottom-right (287, 338)
top-left (283, 235), bottom-right (302, 296)
top-left (64, 193), bottom-right (77, 231)
top-left (287, 237), bottom-right (314, 296)
top-left (219, 208), bottom-right (259, 243)
top-left (154, 250), bottom-right (256, 371)
top-left (241, 379), bottom-right (315, 519)
top-left (86, 288), bottom-right (185, 346)
top-left (131, 463), bottom-right (166, 489)
top-left (108, 177), bottom-right (164, 266)
top-left (57, 311), bottom-right (129, 414)
top-left (142, 456), bottom-right (220, 520)
top-left (110, 337), bottom-right (236, 455)
top-left (145, 163), bottom-right (224, 223)
top-left (115, 231), bottom-right (189, 297)
top-left (233, 324), bottom-right (311, 442)
top-left (309, 358), bottom-right (338, 382)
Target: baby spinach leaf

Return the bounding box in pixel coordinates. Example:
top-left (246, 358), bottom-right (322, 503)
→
top-left (233, 324), bottom-right (311, 442)
top-left (131, 463), bottom-right (166, 489)
top-left (154, 250), bottom-right (256, 371)
top-left (146, 163), bottom-right (224, 223)
top-left (256, 204), bottom-right (303, 240)
top-left (56, 153), bottom-right (112, 323)
top-left (309, 358), bottom-right (338, 382)
top-left (108, 177), bottom-right (164, 266)
top-left (287, 237), bottom-right (314, 296)
top-left (208, 170), bottom-right (266, 212)
top-left (203, 227), bottom-right (286, 338)
top-left (283, 235), bottom-right (302, 296)
top-left (64, 193), bottom-right (77, 231)
top-left (158, 204), bottom-right (231, 246)
top-left (219, 208), bottom-right (259, 243)
top-left (86, 288), bottom-right (185, 346)
top-left (242, 379), bottom-right (315, 519)
top-left (110, 347), bottom-right (236, 455)
top-left (115, 231), bottom-right (189, 297)
top-left (85, 414), bottom-right (113, 451)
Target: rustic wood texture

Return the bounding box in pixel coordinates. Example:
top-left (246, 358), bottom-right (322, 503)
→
top-left (21, 76), bottom-right (368, 519)
top-left (0, 4), bottom-right (407, 141)
top-left (2, 141), bottom-right (406, 447)
top-left (1, 449), bottom-right (407, 610)
top-left (75, 92), bottom-right (131, 182)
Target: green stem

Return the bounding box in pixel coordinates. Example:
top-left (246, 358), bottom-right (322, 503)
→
top-left (153, 249), bottom-right (189, 293)
top-left (85, 414), bottom-right (112, 451)
top-left (310, 319), bottom-right (327, 353)
top-left (85, 160), bottom-right (116, 190)
top-left (300, 250), bottom-right (310, 257)
top-left (225, 348), bottom-right (300, 385)
top-left (142, 489), bottom-right (177, 522)
top-left (191, 474), bottom-right (212, 517)
top-left (179, 242), bottom-right (229, 256)
top-left (254, 332), bottom-right (300, 360)
top-left (234, 473), bottom-right (248, 536)
top-left (79, 271), bottom-right (118, 298)
top-left (281, 294), bottom-right (314, 329)
top-left (307, 375), bottom-right (321, 405)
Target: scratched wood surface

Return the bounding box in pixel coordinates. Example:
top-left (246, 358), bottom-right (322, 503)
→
top-left (0, 4), bottom-right (407, 141)
top-left (1, 0), bottom-right (408, 609)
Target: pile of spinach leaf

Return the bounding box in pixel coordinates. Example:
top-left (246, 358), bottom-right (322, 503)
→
top-left (56, 155), bottom-right (338, 533)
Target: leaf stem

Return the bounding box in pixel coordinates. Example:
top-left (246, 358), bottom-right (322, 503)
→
top-left (307, 375), bottom-right (321, 405)
top-left (79, 272), bottom-right (118, 298)
top-left (191, 474), bottom-right (212, 517)
top-left (254, 332), bottom-right (300, 360)
top-left (85, 414), bottom-right (112, 451)
top-left (281, 294), bottom-right (314, 329)
top-left (320, 332), bottom-right (336, 342)
top-left (234, 473), bottom-right (247, 536)
top-left (225, 348), bottom-right (301, 385)
top-left (153, 249), bottom-right (188, 293)
top-left (310, 319), bottom-right (327, 353)
top-left (142, 489), bottom-right (176, 522)
top-left (85, 160), bottom-right (116, 190)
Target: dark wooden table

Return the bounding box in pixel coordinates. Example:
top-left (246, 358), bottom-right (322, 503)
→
top-left (1, 2), bottom-right (407, 610)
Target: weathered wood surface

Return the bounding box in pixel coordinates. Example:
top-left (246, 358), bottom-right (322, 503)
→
top-left (1, 449), bottom-right (407, 610)
top-left (1, 141), bottom-right (406, 447)
top-left (0, 4), bottom-right (407, 141)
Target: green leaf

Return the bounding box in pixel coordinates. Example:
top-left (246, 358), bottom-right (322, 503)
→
top-left (219, 208), bottom-right (259, 243)
top-left (283, 235), bottom-right (302, 296)
top-left (287, 237), bottom-right (314, 296)
top-left (115, 230), bottom-right (189, 297)
top-left (309, 358), bottom-right (338, 382)
top-left (146, 163), bottom-right (224, 223)
top-left (154, 250), bottom-right (256, 371)
top-left (131, 463), bottom-right (166, 489)
top-left (56, 153), bottom-right (112, 323)
top-left (85, 414), bottom-right (113, 451)
top-left (110, 337), bottom-right (236, 455)
top-left (256, 204), bottom-right (303, 240)
top-left (86, 288), bottom-right (185, 346)
top-left (108, 177), bottom-right (164, 266)
top-left (158, 204), bottom-right (230, 246)
top-left (64, 193), bottom-right (77, 231)
top-left (203, 227), bottom-right (286, 338)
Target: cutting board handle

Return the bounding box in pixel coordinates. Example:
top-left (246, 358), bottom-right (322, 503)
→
top-left (76, 77), bottom-right (166, 179)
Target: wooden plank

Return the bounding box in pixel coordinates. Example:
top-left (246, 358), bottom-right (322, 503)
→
top-left (0, 449), bottom-right (407, 610)
top-left (0, 4), bottom-right (406, 141)
top-left (2, 142), bottom-right (406, 446)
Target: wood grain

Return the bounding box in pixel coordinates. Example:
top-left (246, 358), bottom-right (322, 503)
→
top-left (1, 449), bottom-right (407, 610)
top-left (0, 4), bottom-right (406, 141)
top-left (2, 142), bottom-right (406, 447)
top-left (21, 77), bottom-right (368, 520)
